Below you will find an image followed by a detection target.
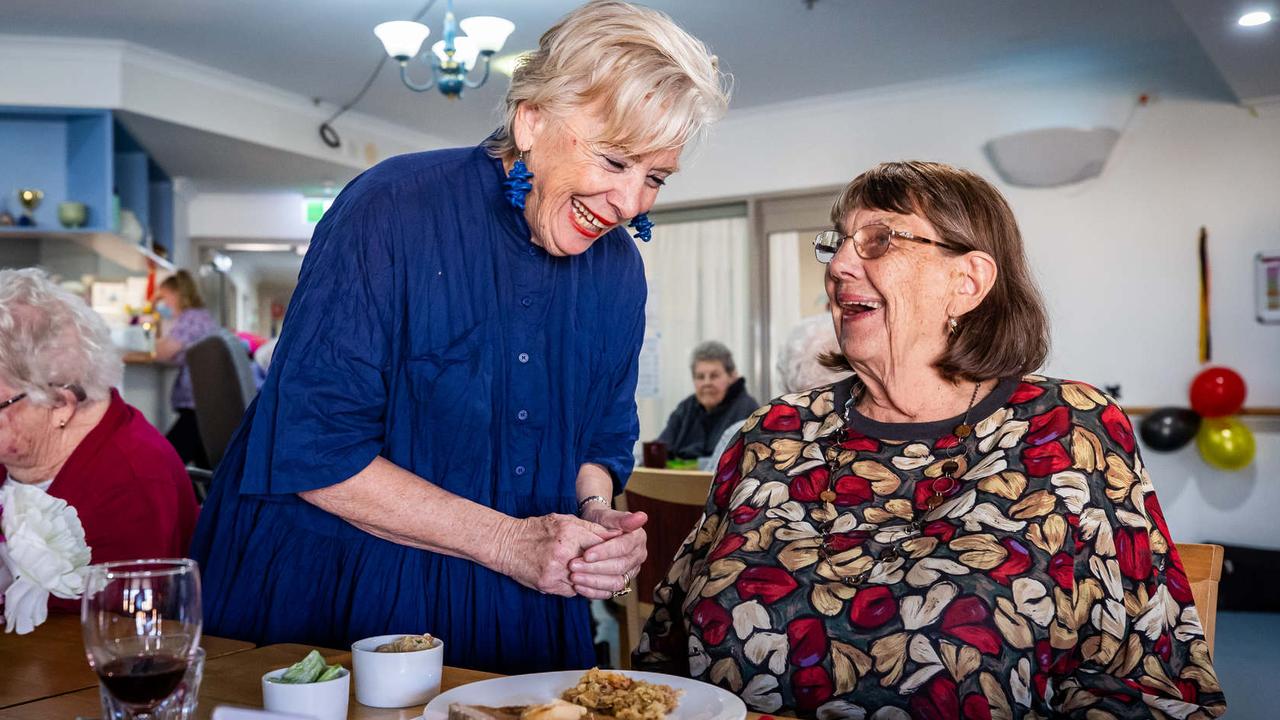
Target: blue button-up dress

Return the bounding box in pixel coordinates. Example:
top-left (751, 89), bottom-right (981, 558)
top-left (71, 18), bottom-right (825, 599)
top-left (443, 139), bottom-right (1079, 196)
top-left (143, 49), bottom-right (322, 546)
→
top-left (189, 142), bottom-right (646, 673)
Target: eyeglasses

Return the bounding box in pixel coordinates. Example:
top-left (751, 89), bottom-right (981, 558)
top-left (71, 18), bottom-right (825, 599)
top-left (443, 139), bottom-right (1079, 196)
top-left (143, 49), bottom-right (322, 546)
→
top-left (0, 384), bottom-right (86, 414)
top-left (0, 392), bottom-right (27, 413)
top-left (814, 223), bottom-right (965, 263)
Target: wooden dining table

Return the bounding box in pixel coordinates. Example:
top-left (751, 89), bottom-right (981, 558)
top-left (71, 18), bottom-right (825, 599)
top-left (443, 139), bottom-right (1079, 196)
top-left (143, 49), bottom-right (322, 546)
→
top-left (0, 613), bottom-right (254, 710)
top-left (0, 637), bottom-right (778, 719)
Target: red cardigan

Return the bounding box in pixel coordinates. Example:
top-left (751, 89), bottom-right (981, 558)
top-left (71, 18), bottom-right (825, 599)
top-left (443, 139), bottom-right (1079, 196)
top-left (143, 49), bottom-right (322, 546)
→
top-left (3, 390), bottom-right (199, 610)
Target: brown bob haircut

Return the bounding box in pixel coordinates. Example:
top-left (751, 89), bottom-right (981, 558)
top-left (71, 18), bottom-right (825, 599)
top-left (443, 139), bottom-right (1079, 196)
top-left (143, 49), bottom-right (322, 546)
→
top-left (159, 269), bottom-right (206, 311)
top-left (824, 160), bottom-right (1049, 382)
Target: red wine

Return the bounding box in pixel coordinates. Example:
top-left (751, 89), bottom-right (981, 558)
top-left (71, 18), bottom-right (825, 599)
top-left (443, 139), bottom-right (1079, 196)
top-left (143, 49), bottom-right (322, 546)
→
top-left (97, 654), bottom-right (189, 708)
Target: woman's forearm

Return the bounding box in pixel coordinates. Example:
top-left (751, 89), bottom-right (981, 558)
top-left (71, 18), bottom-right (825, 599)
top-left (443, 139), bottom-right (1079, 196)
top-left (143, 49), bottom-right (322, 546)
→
top-left (153, 337), bottom-right (181, 362)
top-left (299, 456), bottom-right (519, 570)
top-left (575, 462), bottom-right (615, 512)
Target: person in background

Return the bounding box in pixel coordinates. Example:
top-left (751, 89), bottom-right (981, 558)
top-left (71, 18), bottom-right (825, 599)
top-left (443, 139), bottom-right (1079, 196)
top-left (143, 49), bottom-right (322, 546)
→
top-left (656, 341), bottom-right (758, 461)
top-left (635, 161), bottom-right (1224, 717)
top-left (153, 269), bottom-right (220, 468)
top-left (253, 336), bottom-right (278, 374)
top-left (0, 268), bottom-right (199, 612)
top-left (776, 306), bottom-right (853, 393)
top-left (704, 313), bottom-right (855, 468)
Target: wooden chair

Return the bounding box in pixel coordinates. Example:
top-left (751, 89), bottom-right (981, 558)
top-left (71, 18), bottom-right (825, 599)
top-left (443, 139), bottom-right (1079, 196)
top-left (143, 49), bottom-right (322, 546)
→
top-left (1175, 542), bottom-right (1224, 652)
top-left (613, 468), bottom-right (713, 668)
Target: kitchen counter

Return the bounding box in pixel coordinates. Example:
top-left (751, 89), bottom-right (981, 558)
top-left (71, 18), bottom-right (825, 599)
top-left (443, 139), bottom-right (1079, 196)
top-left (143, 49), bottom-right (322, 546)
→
top-left (119, 351), bottom-right (178, 430)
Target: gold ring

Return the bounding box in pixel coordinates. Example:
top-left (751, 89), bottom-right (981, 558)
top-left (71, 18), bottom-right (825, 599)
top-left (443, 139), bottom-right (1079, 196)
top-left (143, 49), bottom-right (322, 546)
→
top-left (612, 571), bottom-right (633, 598)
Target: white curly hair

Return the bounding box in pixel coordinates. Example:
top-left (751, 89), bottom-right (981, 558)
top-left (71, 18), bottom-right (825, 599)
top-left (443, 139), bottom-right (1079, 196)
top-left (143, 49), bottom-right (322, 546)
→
top-left (776, 313), bottom-right (852, 394)
top-left (0, 268), bottom-right (123, 404)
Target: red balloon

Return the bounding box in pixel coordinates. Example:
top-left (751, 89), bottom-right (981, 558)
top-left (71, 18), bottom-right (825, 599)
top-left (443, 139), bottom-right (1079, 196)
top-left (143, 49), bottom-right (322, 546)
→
top-left (1189, 367), bottom-right (1247, 417)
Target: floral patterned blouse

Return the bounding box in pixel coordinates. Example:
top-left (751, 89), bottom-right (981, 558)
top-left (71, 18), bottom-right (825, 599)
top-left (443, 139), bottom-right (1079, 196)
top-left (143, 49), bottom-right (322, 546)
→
top-left (634, 375), bottom-right (1226, 719)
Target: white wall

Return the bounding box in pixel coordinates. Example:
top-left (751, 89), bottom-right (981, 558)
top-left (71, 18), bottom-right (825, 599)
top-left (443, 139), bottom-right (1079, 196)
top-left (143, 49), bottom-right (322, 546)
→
top-left (660, 67), bottom-right (1280, 550)
top-left (188, 193), bottom-right (314, 241)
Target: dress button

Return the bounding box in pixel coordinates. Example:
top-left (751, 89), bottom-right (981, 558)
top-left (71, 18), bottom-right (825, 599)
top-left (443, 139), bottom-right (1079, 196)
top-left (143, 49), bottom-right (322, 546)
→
top-left (521, 297), bottom-right (532, 308)
top-left (517, 409), bottom-right (529, 421)
top-left (515, 465), bottom-right (526, 476)
top-left (518, 352), bottom-right (530, 363)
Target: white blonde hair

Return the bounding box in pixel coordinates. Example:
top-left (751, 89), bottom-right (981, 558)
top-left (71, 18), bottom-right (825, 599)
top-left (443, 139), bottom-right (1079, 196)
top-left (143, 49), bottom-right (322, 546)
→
top-left (487, 0), bottom-right (730, 161)
top-left (0, 268), bottom-right (122, 404)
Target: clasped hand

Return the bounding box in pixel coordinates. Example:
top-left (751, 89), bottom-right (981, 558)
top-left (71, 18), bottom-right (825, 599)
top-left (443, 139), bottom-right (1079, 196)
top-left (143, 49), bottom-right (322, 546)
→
top-left (494, 509), bottom-right (648, 599)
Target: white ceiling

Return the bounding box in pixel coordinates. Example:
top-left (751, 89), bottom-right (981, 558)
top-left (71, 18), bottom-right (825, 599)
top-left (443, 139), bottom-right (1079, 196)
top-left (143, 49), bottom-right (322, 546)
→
top-left (1170, 0), bottom-right (1280, 103)
top-left (3, 0), bottom-right (1251, 149)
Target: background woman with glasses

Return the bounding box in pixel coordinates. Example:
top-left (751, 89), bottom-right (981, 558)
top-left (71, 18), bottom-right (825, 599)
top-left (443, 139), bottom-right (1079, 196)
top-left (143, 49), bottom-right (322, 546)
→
top-left (0, 268), bottom-right (199, 612)
top-left (635, 161), bottom-right (1224, 718)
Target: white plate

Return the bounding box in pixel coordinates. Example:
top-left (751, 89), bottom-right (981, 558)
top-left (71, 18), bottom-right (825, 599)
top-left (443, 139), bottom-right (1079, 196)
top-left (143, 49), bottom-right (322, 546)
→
top-left (423, 670), bottom-right (747, 720)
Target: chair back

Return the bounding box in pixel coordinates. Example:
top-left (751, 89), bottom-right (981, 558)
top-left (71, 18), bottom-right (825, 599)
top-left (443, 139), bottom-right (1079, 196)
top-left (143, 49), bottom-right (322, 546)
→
top-left (186, 333), bottom-right (257, 469)
top-left (1175, 542), bottom-right (1224, 652)
top-left (616, 468), bottom-right (713, 665)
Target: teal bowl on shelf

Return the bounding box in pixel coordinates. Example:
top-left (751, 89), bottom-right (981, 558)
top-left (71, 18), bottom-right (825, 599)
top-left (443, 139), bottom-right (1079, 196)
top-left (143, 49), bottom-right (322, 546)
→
top-left (57, 201), bottom-right (88, 229)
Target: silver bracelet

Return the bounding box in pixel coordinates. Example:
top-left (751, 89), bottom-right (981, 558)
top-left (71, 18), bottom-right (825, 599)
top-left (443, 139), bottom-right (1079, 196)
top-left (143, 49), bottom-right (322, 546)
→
top-left (577, 495), bottom-right (610, 516)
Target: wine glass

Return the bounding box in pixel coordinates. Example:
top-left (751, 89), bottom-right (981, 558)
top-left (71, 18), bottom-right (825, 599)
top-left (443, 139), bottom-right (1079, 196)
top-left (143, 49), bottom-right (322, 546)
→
top-left (81, 559), bottom-right (203, 719)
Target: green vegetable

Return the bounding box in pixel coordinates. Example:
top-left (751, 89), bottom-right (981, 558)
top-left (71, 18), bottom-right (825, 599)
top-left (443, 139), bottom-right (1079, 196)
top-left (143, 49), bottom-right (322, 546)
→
top-left (270, 650), bottom-right (345, 684)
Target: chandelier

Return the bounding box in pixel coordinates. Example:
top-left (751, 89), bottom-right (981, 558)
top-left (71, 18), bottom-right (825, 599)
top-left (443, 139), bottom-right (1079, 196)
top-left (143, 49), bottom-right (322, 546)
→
top-left (374, 0), bottom-right (515, 99)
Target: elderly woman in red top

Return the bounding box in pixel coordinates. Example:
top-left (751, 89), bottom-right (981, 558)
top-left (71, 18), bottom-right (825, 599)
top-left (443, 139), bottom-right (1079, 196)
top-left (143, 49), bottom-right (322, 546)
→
top-left (0, 269), bottom-right (198, 596)
top-left (635, 162), bottom-right (1225, 718)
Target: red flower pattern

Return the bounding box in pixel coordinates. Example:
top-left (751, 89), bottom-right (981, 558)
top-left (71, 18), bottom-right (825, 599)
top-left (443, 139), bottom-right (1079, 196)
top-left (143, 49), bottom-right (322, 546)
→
top-left (787, 616), bottom-right (828, 668)
top-left (791, 666), bottom-right (834, 711)
top-left (691, 598), bottom-right (732, 646)
top-left (762, 404), bottom-right (803, 432)
top-left (848, 585), bottom-right (897, 629)
top-left (736, 566), bottom-right (799, 605)
top-left (1101, 402), bottom-right (1137, 453)
top-left (1021, 441), bottom-right (1072, 476)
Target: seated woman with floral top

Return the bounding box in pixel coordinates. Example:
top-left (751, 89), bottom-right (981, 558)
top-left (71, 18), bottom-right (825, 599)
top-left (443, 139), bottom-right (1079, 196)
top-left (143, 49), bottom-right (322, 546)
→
top-left (634, 161), bottom-right (1225, 719)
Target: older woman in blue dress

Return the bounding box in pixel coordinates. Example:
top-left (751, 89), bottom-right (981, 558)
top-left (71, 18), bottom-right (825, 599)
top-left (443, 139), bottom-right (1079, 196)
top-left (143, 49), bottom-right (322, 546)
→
top-left (190, 1), bottom-right (728, 673)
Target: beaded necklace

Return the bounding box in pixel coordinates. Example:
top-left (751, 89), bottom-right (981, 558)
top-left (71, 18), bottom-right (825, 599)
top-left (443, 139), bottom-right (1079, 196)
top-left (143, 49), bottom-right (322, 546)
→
top-left (818, 380), bottom-right (982, 586)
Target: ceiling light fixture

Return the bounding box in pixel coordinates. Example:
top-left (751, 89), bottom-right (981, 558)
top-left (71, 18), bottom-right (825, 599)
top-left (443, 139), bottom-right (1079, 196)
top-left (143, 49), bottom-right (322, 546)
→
top-left (1238, 10), bottom-right (1273, 26)
top-left (375, 0), bottom-right (514, 99)
top-left (223, 243), bottom-right (297, 253)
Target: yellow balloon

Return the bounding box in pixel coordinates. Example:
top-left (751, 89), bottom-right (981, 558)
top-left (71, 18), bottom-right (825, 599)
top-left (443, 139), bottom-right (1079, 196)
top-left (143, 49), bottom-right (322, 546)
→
top-left (1196, 417), bottom-right (1256, 471)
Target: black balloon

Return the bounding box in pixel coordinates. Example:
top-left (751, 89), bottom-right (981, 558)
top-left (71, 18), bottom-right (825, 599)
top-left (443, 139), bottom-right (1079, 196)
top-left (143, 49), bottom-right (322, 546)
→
top-left (1139, 407), bottom-right (1201, 452)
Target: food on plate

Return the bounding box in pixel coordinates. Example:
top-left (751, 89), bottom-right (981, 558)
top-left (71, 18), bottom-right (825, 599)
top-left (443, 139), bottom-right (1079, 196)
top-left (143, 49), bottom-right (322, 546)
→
top-left (445, 669), bottom-right (681, 720)
top-left (562, 668), bottom-right (681, 720)
top-left (448, 700), bottom-right (587, 720)
top-left (447, 705), bottom-right (522, 720)
top-left (268, 650), bottom-right (345, 683)
top-left (375, 633), bottom-right (439, 653)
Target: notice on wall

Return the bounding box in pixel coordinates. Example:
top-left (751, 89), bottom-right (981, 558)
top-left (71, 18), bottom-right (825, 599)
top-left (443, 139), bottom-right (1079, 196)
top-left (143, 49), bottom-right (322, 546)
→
top-left (637, 332), bottom-right (661, 398)
top-left (1258, 252), bottom-right (1280, 324)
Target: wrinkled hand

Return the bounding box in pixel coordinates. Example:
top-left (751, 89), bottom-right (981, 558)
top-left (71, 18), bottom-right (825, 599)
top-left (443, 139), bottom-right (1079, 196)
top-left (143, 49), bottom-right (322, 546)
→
top-left (493, 514), bottom-right (619, 597)
top-left (569, 508), bottom-right (648, 600)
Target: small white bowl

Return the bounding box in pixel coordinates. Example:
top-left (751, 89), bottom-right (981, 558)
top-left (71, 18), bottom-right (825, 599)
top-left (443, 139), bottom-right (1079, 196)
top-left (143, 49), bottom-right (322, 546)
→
top-left (351, 634), bottom-right (445, 708)
top-left (261, 666), bottom-right (350, 720)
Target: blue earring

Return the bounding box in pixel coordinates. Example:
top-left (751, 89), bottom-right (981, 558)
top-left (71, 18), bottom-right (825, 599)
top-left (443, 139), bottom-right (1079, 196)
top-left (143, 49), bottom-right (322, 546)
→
top-left (629, 213), bottom-right (654, 242)
top-left (504, 152), bottom-right (534, 210)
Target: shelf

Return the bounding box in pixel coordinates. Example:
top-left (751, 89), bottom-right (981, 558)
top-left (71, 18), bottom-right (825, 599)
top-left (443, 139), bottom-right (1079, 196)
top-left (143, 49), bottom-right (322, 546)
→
top-left (1, 107), bottom-right (175, 269)
top-left (0, 228), bottom-right (173, 273)
top-left (0, 107), bottom-right (113, 233)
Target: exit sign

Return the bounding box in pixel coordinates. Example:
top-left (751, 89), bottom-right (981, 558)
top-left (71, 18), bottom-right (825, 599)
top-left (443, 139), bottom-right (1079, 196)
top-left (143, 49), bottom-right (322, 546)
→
top-left (304, 197), bottom-right (335, 223)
